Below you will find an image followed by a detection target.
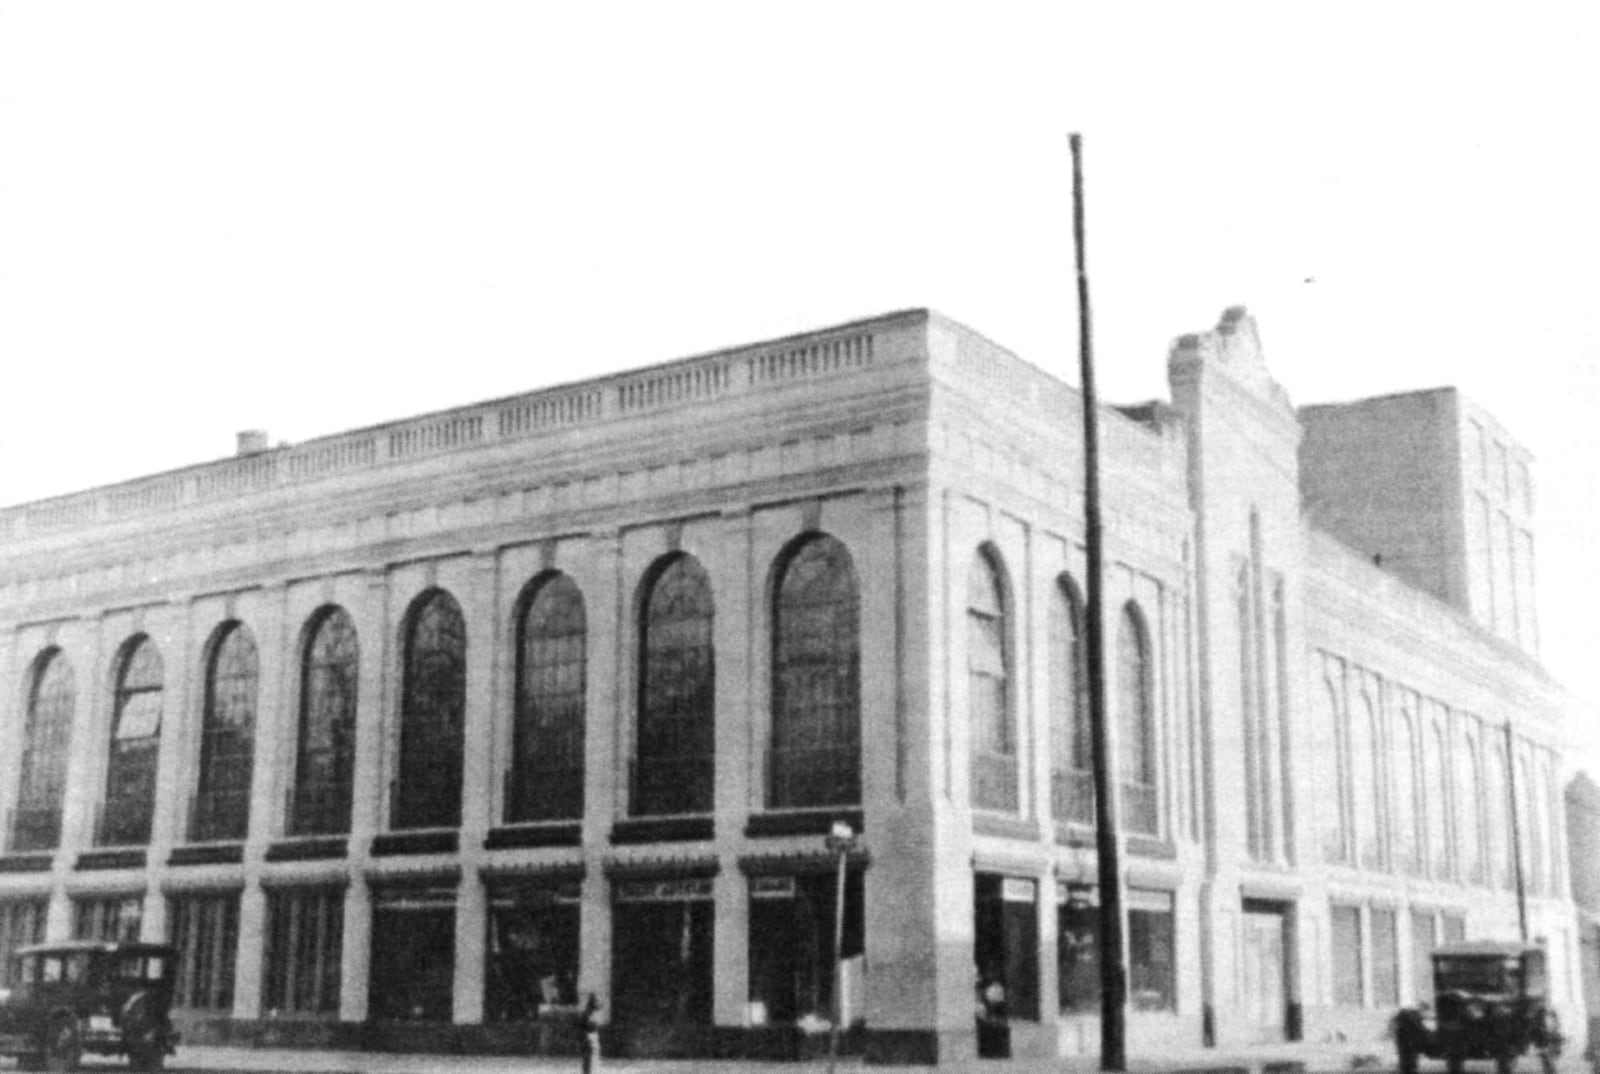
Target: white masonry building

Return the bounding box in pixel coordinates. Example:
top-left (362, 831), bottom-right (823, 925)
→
top-left (0, 308), bottom-right (1581, 1064)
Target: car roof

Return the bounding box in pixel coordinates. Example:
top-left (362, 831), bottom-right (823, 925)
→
top-left (1434, 941), bottom-right (1542, 958)
top-left (14, 941), bottom-right (176, 958)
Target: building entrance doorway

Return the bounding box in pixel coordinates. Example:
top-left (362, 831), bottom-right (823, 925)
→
top-left (368, 886), bottom-right (456, 1022)
top-left (610, 876), bottom-right (714, 1057)
top-left (1240, 900), bottom-right (1292, 1043)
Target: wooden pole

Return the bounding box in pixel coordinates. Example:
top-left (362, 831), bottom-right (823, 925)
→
top-left (1071, 131), bottom-right (1127, 1072)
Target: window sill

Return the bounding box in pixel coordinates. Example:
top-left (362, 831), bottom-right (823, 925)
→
top-left (610, 816), bottom-right (714, 844)
top-left (744, 810), bottom-right (863, 838)
top-left (484, 823), bottom-right (582, 850)
top-left (169, 843), bottom-right (244, 866)
top-left (75, 848), bottom-right (147, 871)
top-left (972, 813), bottom-right (1040, 841)
top-left (371, 830), bottom-right (459, 857)
top-left (265, 837), bottom-right (348, 862)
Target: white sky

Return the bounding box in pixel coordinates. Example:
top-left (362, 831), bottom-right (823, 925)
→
top-left (3, 4), bottom-right (1598, 755)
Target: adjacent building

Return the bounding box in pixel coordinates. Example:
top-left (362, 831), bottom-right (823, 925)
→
top-left (0, 308), bottom-right (1581, 1063)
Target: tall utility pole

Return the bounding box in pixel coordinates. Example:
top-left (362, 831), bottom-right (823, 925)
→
top-left (1070, 132), bottom-right (1127, 1072)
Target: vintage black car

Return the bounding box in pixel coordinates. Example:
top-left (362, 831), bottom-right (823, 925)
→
top-left (0, 941), bottom-right (179, 1072)
top-left (1394, 941), bottom-right (1562, 1074)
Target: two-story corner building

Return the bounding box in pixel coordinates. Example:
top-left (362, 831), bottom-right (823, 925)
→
top-left (0, 307), bottom-right (1583, 1064)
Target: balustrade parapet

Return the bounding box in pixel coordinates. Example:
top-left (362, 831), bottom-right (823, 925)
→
top-left (0, 312), bottom-right (929, 544)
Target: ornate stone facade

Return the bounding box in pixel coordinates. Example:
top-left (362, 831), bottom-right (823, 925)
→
top-left (0, 308), bottom-right (1582, 1063)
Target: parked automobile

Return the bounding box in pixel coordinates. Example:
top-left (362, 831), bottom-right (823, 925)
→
top-left (1394, 941), bottom-right (1563, 1074)
top-left (0, 941), bottom-right (179, 1071)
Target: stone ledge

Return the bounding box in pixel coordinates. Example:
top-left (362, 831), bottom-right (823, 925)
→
top-left (744, 809), bottom-right (863, 838)
top-left (371, 830), bottom-right (459, 857)
top-left (483, 823), bottom-right (581, 850)
top-left (609, 816), bottom-right (713, 845)
top-left (75, 848), bottom-right (147, 871)
top-left (168, 843), bottom-right (244, 867)
top-left (265, 837), bottom-right (348, 862)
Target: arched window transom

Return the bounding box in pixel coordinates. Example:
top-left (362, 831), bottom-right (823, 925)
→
top-left (100, 637), bottom-right (163, 847)
top-left (395, 590), bottom-right (466, 830)
top-left (290, 607), bottom-right (359, 836)
top-left (634, 554), bottom-right (715, 816)
top-left (191, 622), bottom-right (258, 842)
top-left (769, 534), bottom-right (860, 809)
top-left (510, 574), bottom-right (587, 823)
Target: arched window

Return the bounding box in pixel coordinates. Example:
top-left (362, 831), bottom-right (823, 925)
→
top-left (510, 574), bottom-right (587, 822)
top-left (290, 607), bottom-right (359, 836)
top-left (1319, 680), bottom-right (1348, 864)
top-left (968, 548), bottom-right (1016, 813)
top-left (769, 535), bottom-right (859, 809)
top-left (191, 623), bottom-right (258, 842)
top-left (1456, 732), bottom-right (1484, 883)
top-left (1117, 603), bottom-right (1158, 835)
top-left (395, 589), bottom-right (466, 830)
top-left (1393, 703), bottom-right (1420, 875)
top-left (1425, 719), bottom-right (1450, 878)
top-left (100, 637), bottom-right (163, 847)
top-left (634, 554), bottom-right (714, 816)
top-left (1351, 694), bottom-right (1382, 869)
top-left (1485, 741), bottom-right (1512, 889)
top-left (1049, 576), bottom-right (1091, 824)
top-left (1520, 755), bottom-right (1543, 895)
top-left (12, 649), bottom-right (74, 852)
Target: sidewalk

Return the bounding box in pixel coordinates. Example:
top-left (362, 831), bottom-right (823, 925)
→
top-left (172, 1038), bottom-right (1437, 1074)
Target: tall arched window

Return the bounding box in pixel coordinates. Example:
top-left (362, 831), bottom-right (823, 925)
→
top-left (1520, 755), bottom-right (1543, 895)
top-left (769, 535), bottom-right (859, 809)
top-left (634, 554), bottom-right (714, 816)
top-left (1425, 719), bottom-right (1450, 878)
top-left (191, 623), bottom-right (258, 842)
top-left (510, 574), bottom-right (587, 822)
top-left (100, 636), bottom-right (163, 847)
top-left (395, 589), bottom-right (466, 830)
top-left (1393, 703), bottom-right (1420, 875)
top-left (1486, 741), bottom-right (1512, 889)
top-left (12, 649), bottom-right (74, 852)
top-left (1351, 694), bottom-right (1382, 869)
top-left (290, 607), bottom-right (359, 836)
top-left (1456, 732), bottom-right (1484, 884)
top-left (1049, 576), bottom-right (1091, 824)
top-left (1319, 679), bottom-right (1348, 864)
top-left (968, 548), bottom-right (1016, 813)
top-left (1118, 603), bottom-right (1158, 835)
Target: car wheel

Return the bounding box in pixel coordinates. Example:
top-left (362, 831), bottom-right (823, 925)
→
top-left (42, 1019), bottom-right (81, 1073)
top-left (125, 1020), bottom-right (166, 1072)
top-left (1398, 1041), bottom-right (1419, 1074)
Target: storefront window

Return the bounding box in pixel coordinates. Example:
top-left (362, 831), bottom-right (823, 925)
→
top-left (611, 877), bottom-right (714, 1052)
top-left (1371, 907), bottom-right (1399, 1007)
top-left (1057, 881), bottom-right (1100, 1014)
top-left (1331, 903), bottom-right (1363, 1006)
top-left (73, 895), bottom-right (142, 941)
top-left (486, 881), bottom-right (581, 1021)
top-left (1127, 888), bottom-right (1175, 1012)
top-left (369, 885), bottom-right (455, 1021)
top-left (974, 873), bottom-right (1038, 1022)
top-left (746, 870), bottom-right (864, 1028)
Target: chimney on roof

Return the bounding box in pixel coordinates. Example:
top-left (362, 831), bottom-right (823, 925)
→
top-left (236, 430), bottom-right (269, 457)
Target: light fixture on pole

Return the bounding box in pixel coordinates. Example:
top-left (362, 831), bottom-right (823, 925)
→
top-left (824, 820), bottom-right (861, 1074)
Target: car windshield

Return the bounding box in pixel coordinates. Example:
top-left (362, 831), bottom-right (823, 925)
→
top-left (1436, 956), bottom-right (1519, 994)
top-left (114, 955), bottom-right (166, 983)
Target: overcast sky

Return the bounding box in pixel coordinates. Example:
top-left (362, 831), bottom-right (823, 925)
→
top-left (3, 4), bottom-right (1597, 755)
